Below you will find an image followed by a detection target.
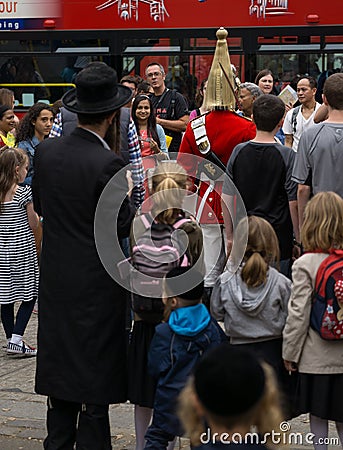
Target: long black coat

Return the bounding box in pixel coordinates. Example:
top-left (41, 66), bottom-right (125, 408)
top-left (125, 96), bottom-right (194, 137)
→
top-left (32, 127), bottom-right (135, 405)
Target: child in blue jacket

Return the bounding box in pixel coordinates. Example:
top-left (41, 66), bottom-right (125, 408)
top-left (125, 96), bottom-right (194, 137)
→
top-left (144, 266), bottom-right (227, 449)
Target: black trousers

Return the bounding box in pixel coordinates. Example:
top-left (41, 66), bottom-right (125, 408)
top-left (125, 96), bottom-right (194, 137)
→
top-left (144, 423), bottom-right (175, 449)
top-left (1, 299), bottom-right (35, 339)
top-left (43, 397), bottom-right (112, 450)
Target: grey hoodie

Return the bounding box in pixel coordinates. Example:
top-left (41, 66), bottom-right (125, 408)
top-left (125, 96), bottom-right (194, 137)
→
top-left (211, 266), bottom-right (291, 344)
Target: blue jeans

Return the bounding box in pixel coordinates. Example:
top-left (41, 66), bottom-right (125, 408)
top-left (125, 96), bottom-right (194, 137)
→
top-left (144, 423), bottom-right (175, 449)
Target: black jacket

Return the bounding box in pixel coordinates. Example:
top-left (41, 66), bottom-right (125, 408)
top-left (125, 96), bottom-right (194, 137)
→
top-left (32, 127), bottom-right (135, 404)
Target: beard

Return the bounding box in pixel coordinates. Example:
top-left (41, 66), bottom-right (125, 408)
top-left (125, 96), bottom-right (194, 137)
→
top-left (104, 112), bottom-right (120, 154)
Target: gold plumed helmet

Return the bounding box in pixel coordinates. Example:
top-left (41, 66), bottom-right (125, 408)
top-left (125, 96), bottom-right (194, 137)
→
top-left (204, 27), bottom-right (236, 111)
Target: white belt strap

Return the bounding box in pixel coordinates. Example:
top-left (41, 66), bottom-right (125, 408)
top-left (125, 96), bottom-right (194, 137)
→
top-left (196, 183), bottom-right (214, 222)
top-left (191, 114), bottom-right (211, 154)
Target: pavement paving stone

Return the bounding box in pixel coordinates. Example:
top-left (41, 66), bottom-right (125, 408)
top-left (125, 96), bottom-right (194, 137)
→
top-left (0, 312), bottom-right (341, 449)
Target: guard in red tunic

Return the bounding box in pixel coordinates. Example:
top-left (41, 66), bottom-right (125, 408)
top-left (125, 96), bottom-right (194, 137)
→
top-left (178, 27), bottom-right (256, 302)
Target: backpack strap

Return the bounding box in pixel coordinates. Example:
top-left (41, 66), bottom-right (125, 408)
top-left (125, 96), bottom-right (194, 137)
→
top-left (169, 89), bottom-right (177, 120)
top-left (139, 213), bottom-right (153, 230)
top-left (315, 251), bottom-right (343, 295)
top-left (291, 105), bottom-right (301, 135)
top-left (172, 217), bottom-right (192, 267)
top-left (173, 217), bottom-right (191, 229)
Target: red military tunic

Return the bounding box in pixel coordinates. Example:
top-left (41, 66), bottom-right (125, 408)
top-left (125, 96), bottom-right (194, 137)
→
top-left (178, 110), bottom-right (256, 224)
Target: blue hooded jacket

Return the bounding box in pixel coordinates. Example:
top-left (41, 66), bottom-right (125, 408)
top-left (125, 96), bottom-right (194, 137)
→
top-left (148, 304), bottom-right (227, 436)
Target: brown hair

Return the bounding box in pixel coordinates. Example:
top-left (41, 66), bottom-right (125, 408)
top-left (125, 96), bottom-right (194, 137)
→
top-left (0, 147), bottom-right (28, 213)
top-left (0, 88), bottom-right (15, 108)
top-left (151, 162), bottom-right (188, 225)
top-left (323, 73), bottom-right (343, 110)
top-left (254, 69), bottom-right (274, 86)
top-left (236, 216), bottom-right (280, 288)
top-left (178, 363), bottom-right (284, 448)
top-left (120, 75), bottom-right (138, 88)
top-left (301, 191), bottom-right (343, 252)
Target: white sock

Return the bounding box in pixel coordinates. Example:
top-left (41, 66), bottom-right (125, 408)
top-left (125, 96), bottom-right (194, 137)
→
top-left (167, 437), bottom-right (177, 450)
top-left (10, 334), bottom-right (23, 345)
top-left (134, 405), bottom-right (152, 450)
top-left (335, 421), bottom-right (343, 447)
top-left (310, 414), bottom-right (328, 450)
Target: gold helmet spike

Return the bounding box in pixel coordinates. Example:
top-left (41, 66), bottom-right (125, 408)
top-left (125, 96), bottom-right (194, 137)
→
top-left (204, 27), bottom-right (236, 111)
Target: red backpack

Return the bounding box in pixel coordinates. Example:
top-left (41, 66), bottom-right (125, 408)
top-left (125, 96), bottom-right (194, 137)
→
top-left (310, 249), bottom-right (343, 340)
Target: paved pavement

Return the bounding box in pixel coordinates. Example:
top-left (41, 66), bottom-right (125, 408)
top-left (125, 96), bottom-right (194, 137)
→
top-left (0, 311), bottom-right (341, 449)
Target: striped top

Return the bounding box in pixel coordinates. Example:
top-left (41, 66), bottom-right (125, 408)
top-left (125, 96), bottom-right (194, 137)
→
top-left (0, 186), bottom-right (39, 304)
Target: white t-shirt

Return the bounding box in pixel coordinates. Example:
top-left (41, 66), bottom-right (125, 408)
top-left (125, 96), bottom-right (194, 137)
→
top-left (283, 102), bottom-right (321, 152)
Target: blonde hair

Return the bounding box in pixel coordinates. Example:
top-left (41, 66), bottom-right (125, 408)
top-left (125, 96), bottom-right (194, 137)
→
top-left (178, 363), bottom-right (284, 448)
top-left (301, 192), bottom-right (343, 252)
top-left (151, 162), bottom-right (188, 224)
top-left (234, 216), bottom-right (280, 288)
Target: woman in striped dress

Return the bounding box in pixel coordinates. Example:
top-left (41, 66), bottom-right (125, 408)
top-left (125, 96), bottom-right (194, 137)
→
top-left (0, 148), bottom-right (39, 356)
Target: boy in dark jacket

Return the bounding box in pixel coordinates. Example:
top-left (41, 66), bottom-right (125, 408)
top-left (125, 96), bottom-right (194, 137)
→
top-left (144, 267), bottom-right (227, 449)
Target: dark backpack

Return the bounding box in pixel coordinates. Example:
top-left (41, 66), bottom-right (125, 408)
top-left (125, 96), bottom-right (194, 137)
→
top-left (130, 214), bottom-right (191, 323)
top-left (310, 249), bottom-right (343, 340)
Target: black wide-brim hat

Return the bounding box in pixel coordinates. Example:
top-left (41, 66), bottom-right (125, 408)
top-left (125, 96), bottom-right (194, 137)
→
top-left (62, 62), bottom-right (133, 114)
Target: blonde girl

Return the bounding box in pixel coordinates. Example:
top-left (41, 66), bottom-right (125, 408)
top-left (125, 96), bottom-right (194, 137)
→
top-left (283, 192), bottom-right (343, 449)
top-left (128, 161), bottom-right (203, 450)
top-left (0, 148), bottom-right (39, 355)
top-left (178, 344), bottom-right (284, 449)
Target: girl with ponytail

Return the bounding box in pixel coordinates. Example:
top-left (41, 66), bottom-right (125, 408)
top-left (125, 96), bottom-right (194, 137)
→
top-left (211, 216), bottom-right (294, 418)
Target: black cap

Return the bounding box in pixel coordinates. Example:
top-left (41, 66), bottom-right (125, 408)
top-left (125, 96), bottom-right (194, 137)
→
top-left (165, 267), bottom-right (204, 301)
top-left (194, 344), bottom-right (266, 416)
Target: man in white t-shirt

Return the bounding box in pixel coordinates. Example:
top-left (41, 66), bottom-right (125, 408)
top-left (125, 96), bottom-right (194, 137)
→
top-left (283, 76), bottom-right (321, 152)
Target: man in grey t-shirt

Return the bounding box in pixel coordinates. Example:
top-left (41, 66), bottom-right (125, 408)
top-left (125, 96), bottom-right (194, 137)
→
top-left (292, 73), bottom-right (343, 227)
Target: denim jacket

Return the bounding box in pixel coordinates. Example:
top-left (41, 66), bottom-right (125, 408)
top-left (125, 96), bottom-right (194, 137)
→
top-left (18, 135), bottom-right (40, 186)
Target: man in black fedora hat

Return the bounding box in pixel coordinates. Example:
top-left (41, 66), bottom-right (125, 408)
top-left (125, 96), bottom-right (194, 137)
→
top-left (32, 62), bottom-right (135, 449)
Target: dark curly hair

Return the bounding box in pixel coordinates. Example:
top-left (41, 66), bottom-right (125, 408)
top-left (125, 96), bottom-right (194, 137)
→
top-left (132, 94), bottom-right (160, 147)
top-left (16, 102), bottom-right (55, 143)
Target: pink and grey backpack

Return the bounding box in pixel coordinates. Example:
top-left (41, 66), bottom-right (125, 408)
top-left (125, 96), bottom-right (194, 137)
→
top-left (130, 214), bottom-right (191, 323)
top-left (310, 249), bottom-right (343, 340)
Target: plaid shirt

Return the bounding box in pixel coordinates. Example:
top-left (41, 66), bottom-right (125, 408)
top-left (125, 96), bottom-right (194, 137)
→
top-left (49, 113), bottom-right (145, 208)
top-left (128, 120), bottom-right (145, 208)
top-left (49, 112), bottom-right (63, 138)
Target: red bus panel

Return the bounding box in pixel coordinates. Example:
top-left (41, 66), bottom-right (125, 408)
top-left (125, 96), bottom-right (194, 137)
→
top-left (59, 0), bottom-right (342, 30)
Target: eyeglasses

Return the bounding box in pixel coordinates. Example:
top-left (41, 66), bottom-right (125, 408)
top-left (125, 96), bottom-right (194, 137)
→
top-left (146, 71), bottom-right (163, 78)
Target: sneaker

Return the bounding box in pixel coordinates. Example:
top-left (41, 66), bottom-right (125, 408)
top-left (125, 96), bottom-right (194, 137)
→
top-left (32, 300), bottom-right (38, 314)
top-left (7, 341), bottom-right (37, 357)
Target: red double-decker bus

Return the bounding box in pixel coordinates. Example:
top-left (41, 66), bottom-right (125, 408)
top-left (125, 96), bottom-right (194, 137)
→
top-left (0, 0), bottom-right (342, 109)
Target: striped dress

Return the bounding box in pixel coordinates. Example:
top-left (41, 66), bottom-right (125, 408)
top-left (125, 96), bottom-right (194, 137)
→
top-left (0, 186), bottom-right (39, 304)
